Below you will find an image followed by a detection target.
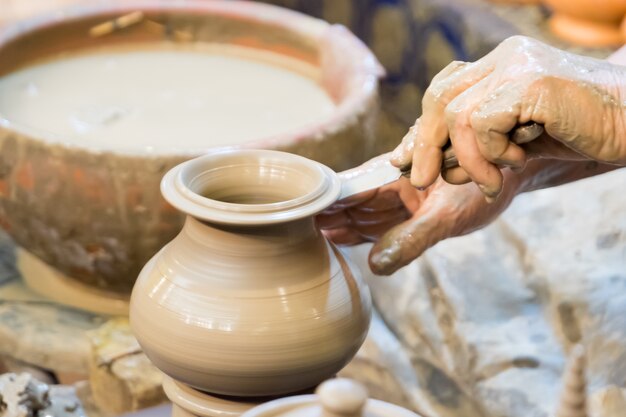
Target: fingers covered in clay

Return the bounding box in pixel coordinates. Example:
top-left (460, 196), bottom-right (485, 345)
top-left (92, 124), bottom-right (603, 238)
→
top-left (368, 170), bottom-right (523, 275)
top-left (325, 154), bottom-right (621, 275)
top-left (368, 209), bottom-right (444, 275)
top-left (319, 183), bottom-right (411, 244)
top-left (396, 35), bottom-right (626, 199)
top-left (322, 166), bottom-right (521, 274)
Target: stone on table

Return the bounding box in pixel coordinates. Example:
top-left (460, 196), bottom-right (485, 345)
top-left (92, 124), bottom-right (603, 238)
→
top-left (0, 231), bottom-right (104, 376)
top-left (87, 318), bottom-right (166, 415)
top-left (0, 243), bottom-right (166, 415)
top-left (0, 372), bottom-right (85, 417)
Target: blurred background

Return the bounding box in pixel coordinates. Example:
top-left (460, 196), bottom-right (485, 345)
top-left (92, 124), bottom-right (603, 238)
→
top-left (0, 2), bottom-right (624, 417)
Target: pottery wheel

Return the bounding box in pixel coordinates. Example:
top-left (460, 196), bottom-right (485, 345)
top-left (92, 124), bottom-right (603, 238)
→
top-left (16, 247), bottom-right (130, 316)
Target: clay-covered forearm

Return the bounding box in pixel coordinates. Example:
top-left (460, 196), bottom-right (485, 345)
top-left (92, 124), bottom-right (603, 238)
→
top-left (517, 159), bottom-right (623, 193)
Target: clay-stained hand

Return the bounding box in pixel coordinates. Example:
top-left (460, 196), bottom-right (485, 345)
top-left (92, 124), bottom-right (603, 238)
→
top-left (317, 170), bottom-right (520, 275)
top-left (318, 153), bottom-right (620, 275)
top-left (392, 36), bottom-right (626, 200)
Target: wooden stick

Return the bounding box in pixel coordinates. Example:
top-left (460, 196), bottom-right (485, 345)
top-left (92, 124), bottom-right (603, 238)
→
top-left (89, 11), bottom-right (145, 37)
top-left (137, 19), bottom-right (194, 42)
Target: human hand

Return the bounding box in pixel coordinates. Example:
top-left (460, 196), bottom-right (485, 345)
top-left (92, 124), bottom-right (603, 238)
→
top-left (318, 164), bottom-right (522, 275)
top-left (392, 36), bottom-right (626, 201)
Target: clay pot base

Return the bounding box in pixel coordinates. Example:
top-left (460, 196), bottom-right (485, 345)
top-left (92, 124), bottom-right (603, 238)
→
top-left (163, 376), bottom-right (328, 417)
top-left (549, 14), bottom-right (624, 47)
top-left (17, 248), bottom-right (129, 315)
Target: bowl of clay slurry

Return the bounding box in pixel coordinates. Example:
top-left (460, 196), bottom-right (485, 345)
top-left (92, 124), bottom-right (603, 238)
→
top-left (0, 0), bottom-right (383, 314)
top-left (130, 149), bottom-right (373, 400)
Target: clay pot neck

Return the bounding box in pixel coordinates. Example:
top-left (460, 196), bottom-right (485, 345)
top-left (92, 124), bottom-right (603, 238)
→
top-left (161, 150), bottom-right (342, 226)
top-left (184, 215), bottom-right (321, 254)
top-left (170, 215), bottom-right (335, 297)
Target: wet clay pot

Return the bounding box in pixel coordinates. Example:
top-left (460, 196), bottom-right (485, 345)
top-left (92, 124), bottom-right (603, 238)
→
top-left (0, 0), bottom-right (382, 311)
top-left (130, 150), bottom-right (372, 397)
top-left (544, 0), bottom-right (626, 47)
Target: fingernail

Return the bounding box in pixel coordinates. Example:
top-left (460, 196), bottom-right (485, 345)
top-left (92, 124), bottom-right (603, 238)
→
top-left (495, 159), bottom-right (526, 172)
top-left (477, 184), bottom-right (498, 203)
top-left (390, 149), bottom-right (405, 165)
top-left (410, 170), bottom-right (428, 190)
top-left (370, 245), bottom-right (401, 275)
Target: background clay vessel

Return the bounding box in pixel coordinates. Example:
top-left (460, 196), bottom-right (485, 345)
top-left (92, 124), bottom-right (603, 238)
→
top-left (130, 150), bottom-right (372, 396)
top-left (544, 0), bottom-right (626, 47)
top-left (0, 0), bottom-right (382, 306)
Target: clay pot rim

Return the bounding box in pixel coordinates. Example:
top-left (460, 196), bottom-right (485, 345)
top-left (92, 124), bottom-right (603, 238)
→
top-left (0, 0), bottom-right (384, 158)
top-left (161, 149), bottom-right (341, 225)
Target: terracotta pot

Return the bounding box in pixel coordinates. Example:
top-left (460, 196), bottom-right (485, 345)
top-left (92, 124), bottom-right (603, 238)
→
top-left (544, 0), bottom-right (626, 47)
top-left (130, 150), bottom-right (372, 397)
top-left (0, 0), bottom-right (382, 311)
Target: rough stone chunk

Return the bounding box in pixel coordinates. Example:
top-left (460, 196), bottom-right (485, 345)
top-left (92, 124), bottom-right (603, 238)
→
top-left (87, 318), bottom-right (166, 415)
top-left (0, 372), bottom-right (85, 417)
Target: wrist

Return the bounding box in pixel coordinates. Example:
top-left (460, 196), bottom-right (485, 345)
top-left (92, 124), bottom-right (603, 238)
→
top-left (516, 158), bottom-right (622, 193)
top-left (516, 159), bottom-right (553, 193)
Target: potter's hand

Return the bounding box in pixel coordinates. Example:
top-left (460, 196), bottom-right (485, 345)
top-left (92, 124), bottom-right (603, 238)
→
top-left (318, 170), bottom-right (518, 275)
top-left (318, 157), bottom-right (619, 275)
top-left (392, 35), bottom-right (626, 200)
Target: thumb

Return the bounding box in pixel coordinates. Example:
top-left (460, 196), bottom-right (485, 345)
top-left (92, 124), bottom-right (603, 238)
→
top-left (368, 206), bottom-right (449, 275)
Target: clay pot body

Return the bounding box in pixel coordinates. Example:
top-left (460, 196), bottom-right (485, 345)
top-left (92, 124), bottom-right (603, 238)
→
top-left (0, 0), bottom-right (382, 301)
top-left (544, 0), bottom-right (626, 46)
top-left (130, 150), bottom-right (372, 397)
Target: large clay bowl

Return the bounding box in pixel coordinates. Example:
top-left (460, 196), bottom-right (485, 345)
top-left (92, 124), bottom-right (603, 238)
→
top-left (0, 0), bottom-right (382, 297)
